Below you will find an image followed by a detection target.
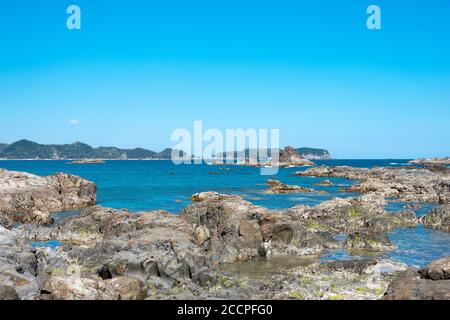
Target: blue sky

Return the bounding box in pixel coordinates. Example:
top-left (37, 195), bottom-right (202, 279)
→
top-left (0, 0), bottom-right (449, 158)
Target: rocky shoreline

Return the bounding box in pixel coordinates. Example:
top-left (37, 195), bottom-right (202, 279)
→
top-left (295, 165), bottom-right (450, 203)
top-left (68, 159), bottom-right (106, 165)
top-left (409, 157), bottom-right (450, 165)
top-left (0, 169), bottom-right (96, 227)
top-left (0, 165), bottom-right (449, 300)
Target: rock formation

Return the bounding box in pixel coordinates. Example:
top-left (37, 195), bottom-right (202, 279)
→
top-left (420, 205), bottom-right (450, 232)
top-left (0, 169), bottom-right (96, 226)
top-left (1, 166), bottom-right (449, 300)
top-left (272, 146), bottom-right (315, 167)
top-left (182, 192), bottom-right (330, 263)
top-left (383, 257), bottom-right (450, 300)
top-left (296, 165), bottom-right (450, 203)
top-left (264, 179), bottom-right (315, 194)
top-left (0, 226), bottom-right (39, 300)
top-left (409, 157), bottom-right (450, 165)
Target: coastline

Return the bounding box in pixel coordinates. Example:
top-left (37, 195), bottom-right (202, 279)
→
top-left (0, 160), bottom-right (449, 300)
top-left (0, 158), bottom-right (174, 161)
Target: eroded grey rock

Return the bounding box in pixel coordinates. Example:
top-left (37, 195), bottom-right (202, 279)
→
top-left (0, 169), bottom-right (96, 226)
top-left (421, 205), bottom-right (450, 232)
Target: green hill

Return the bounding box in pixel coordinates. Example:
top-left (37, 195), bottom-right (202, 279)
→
top-left (0, 140), bottom-right (184, 160)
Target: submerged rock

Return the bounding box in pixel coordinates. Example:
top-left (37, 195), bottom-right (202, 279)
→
top-left (0, 169), bottom-right (96, 226)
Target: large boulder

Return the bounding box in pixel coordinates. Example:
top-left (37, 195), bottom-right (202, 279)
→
top-left (419, 256), bottom-right (450, 280)
top-left (0, 169), bottom-right (96, 226)
top-left (420, 205), bottom-right (450, 232)
top-left (181, 192), bottom-right (329, 264)
top-left (383, 256), bottom-right (450, 300)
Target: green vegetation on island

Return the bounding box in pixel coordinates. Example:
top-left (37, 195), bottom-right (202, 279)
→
top-left (0, 140), bottom-right (185, 160)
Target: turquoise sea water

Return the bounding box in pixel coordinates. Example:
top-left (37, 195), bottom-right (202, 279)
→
top-left (1, 159), bottom-right (449, 267)
top-left (0, 159), bottom-right (405, 212)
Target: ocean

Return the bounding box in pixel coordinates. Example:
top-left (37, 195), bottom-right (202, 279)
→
top-left (1, 159), bottom-right (449, 267)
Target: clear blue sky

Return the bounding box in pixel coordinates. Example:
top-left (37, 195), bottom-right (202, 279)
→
top-left (0, 0), bottom-right (449, 158)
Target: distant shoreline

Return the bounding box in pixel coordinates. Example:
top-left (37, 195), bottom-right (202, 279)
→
top-left (0, 158), bottom-right (417, 161)
top-left (0, 158), bottom-right (173, 161)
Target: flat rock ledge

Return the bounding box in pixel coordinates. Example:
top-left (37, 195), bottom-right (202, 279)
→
top-left (296, 165), bottom-right (450, 203)
top-left (0, 169), bottom-right (96, 226)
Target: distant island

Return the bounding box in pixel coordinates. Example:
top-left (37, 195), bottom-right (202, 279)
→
top-left (295, 147), bottom-right (331, 160)
top-left (214, 147), bottom-right (331, 162)
top-left (0, 140), bottom-right (184, 160)
top-left (0, 139), bottom-right (332, 160)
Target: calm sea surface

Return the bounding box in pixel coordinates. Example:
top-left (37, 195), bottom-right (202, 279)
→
top-left (1, 159), bottom-right (449, 267)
